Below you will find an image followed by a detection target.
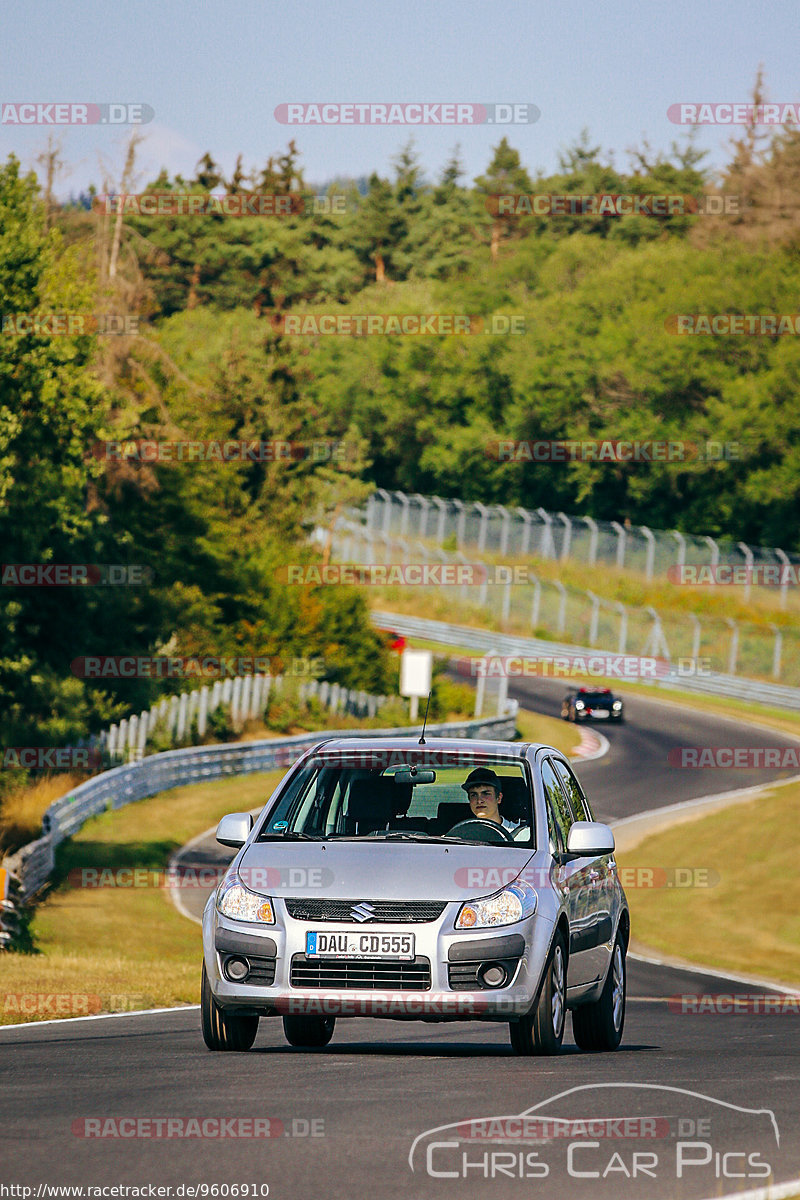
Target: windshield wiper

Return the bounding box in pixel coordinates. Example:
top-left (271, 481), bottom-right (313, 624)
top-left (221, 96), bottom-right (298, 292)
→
top-left (356, 832), bottom-right (466, 843)
top-left (259, 830), bottom-right (324, 841)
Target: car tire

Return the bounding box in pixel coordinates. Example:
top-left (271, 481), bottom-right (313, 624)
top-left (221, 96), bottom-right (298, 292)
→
top-left (509, 930), bottom-right (566, 1056)
top-left (201, 962), bottom-right (259, 1051)
top-left (282, 1015), bottom-right (336, 1048)
top-left (572, 933), bottom-right (626, 1052)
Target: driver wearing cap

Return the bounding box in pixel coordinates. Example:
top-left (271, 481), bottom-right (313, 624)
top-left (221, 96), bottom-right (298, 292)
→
top-left (461, 767), bottom-right (522, 833)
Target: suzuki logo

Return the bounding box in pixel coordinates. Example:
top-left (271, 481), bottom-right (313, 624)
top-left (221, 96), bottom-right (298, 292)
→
top-left (350, 902), bottom-right (376, 923)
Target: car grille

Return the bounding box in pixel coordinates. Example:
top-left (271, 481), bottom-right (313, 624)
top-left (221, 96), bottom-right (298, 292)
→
top-left (290, 954), bottom-right (431, 990)
top-left (285, 899), bottom-right (447, 924)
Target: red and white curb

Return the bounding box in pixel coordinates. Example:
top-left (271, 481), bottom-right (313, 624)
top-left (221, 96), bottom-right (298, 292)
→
top-left (571, 726), bottom-right (609, 762)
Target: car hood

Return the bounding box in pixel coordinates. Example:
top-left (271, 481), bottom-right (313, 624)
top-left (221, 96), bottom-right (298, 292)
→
top-left (237, 840), bottom-right (539, 902)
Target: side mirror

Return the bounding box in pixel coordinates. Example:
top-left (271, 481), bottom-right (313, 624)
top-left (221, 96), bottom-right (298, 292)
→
top-left (216, 812), bottom-right (254, 848)
top-left (566, 821), bottom-right (615, 858)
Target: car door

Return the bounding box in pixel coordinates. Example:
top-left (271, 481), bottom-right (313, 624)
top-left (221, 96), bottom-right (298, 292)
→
top-left (552, 756), bottom-right (614, 984)
top-left (540, 756), bottom-right (599, 988)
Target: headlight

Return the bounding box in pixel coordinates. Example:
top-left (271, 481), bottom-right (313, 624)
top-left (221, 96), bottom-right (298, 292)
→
top-left (456, 883), bottom-right (538, 929)
top-left (575, 700), bottom-right (585, 709)
top-left (613, 700), bottom-right (622, 710)
top-left (216, 872), bottom-right (275, 924)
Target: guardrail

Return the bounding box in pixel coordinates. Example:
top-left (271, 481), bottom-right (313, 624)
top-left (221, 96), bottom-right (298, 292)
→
top-left (0, 704), bottom-right (518, 922)
top-left (370, 610), bottom-right (800, 713)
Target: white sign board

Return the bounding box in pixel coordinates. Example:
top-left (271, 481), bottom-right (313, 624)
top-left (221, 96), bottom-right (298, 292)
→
top-left (399, 649), bottom-right (432, 698)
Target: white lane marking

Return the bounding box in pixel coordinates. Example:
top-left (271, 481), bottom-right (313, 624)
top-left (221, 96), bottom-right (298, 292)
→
top-left (0, 1005), bottom-right (199, 1034)
top-left (627, 949), bottom-right (800, 997)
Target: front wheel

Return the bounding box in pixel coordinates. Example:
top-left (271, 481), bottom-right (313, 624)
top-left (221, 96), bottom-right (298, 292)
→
top-left (572, 933), bottom-right (626, 1051)
top-left (283, 1014), bottom-right (336, 1048)
top-left (510, 930), bottom-right (566, 1056)
top-left (201, 962), bottom-right (259, 1051)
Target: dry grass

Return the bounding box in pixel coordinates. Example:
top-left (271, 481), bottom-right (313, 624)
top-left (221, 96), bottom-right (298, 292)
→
top-left (0, 773), bottom-right (87, 856)
top-left (617, 779), bottom-right (800, 984)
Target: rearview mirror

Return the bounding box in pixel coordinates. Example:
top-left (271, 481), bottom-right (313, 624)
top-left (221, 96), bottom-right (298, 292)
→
top-left (216, 812), bottom-right (254, 848)
top-left (393, 768), bottom-right (436, 784)
top-left (566, 821), bottom-right (615, 858)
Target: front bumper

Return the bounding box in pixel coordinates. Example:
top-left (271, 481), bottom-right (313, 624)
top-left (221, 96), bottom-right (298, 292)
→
top-left (203, 897), bottom-right (556, 1021)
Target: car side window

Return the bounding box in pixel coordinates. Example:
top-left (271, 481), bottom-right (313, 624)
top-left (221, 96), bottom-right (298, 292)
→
top-left (553, 759), bottom-right (592, 822)
top-left (541, 758), bottom-right (573, 852)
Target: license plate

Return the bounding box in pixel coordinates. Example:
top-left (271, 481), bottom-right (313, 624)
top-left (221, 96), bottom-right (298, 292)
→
top-left (306, 930), bottom-right (415, 959)
top-left (591, 710), bottom-right (609, 718)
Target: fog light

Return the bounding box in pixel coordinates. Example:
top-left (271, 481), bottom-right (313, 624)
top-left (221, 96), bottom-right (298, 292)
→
top-left (479, 962), bottom-right (507, 988)
top-left (224, 956), bottom-right (250, 982)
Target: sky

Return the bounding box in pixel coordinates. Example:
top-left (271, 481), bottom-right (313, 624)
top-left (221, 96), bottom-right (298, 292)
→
top-left (1, 0), bottom-right (798, 198)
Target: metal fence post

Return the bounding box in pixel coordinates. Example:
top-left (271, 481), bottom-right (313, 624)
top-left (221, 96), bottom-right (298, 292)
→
top-left (640, 526), bottom-right (655, 582)
top-left (611, 521), bottom-right (626, 570)
top-left (775, 549), bottom-right (790, 610)
top-left (703, 535), bottom-right (720, 568)
top-left (537, 508), bottom-right (554, 559)
top-left (433, 496), bottom-right (448, 545)
top-left (587, 591), bottom-right (600, 646)
top-left (497, 505), bottom-right (511, 556)
top-left (475, 501), bottom-right (489, 553)
top-left (553, 581), bottom-right (567, 634)
top-left (517, 507), bottom-right (532, 557)
top-left (531, 576), bottom-right (542, 630)
top-left (737, 541), bottom-right (754, 603)
top-left (583, 516), bottom-right (598, 566)
top-left (771, 624), bottom-right (782, 679)
top-left (557, 513), bottom-right (572, 562)
top-left (672, 530), bottom-right (686, 569)
top-left (726, 618), bottom-right (740, 675)
top-left (614, 602), bottom-right (628, 654)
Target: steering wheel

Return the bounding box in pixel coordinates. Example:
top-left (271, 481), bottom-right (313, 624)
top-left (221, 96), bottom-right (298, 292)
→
top-left (446, 818), bottom-right (515, 844)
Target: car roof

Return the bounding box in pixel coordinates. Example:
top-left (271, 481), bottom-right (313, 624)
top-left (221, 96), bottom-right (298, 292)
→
top-left (309, 735), bottom-right (539, 758)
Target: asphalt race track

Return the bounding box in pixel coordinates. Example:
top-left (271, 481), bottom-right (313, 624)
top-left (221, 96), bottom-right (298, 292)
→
top-left (2, 683), bottom-right (799, 1200)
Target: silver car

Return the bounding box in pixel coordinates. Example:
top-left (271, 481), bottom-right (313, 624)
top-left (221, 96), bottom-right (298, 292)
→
top-left (201, 736), bottom-right (629, 1055)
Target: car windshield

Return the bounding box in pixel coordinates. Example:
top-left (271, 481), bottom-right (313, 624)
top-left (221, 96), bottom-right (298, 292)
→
top-left (257, 752), bottom-right (534, 847)
top-left (578, 692), bottom-right (613, 703)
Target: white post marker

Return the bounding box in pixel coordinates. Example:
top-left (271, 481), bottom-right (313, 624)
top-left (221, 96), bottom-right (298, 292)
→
top-left (399, 648), bottom-right (432, 723)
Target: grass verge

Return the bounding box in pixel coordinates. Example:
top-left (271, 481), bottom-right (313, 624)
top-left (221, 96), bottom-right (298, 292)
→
top-left (616, 778), bottom-right (800, 985)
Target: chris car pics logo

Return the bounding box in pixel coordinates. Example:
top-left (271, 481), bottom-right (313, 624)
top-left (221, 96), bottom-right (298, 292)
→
top-left (409, 1084), bottom-right (780, 1183)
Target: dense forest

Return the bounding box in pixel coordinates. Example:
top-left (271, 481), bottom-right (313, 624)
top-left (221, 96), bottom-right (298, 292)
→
top-left (2, 91), bottom-right (799, 753)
